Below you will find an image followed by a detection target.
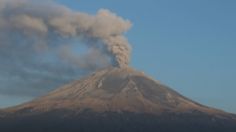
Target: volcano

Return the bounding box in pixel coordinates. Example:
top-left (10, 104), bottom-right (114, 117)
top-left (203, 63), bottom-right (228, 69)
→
top-left (0, 67), bottom-right (236, 132)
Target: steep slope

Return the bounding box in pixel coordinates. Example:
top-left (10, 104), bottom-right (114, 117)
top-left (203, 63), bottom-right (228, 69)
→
top-left (3, 67), bottom-right (226, 114)
top-left (0, 67), bottom-right (236, 132)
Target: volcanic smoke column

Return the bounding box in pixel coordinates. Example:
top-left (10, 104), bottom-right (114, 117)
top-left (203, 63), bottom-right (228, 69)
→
top-left (0, 0), bottom-right (132, 68)
top-left (51, 9), bottom-right (132, 68)
top-left (103, 35), bottom-right (131, 68)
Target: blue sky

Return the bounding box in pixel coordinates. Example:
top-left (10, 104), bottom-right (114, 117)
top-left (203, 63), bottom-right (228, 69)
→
top-left (1, 0), bottom-right (236, 113)
top-left (55, 0), bottom-right (236, 113)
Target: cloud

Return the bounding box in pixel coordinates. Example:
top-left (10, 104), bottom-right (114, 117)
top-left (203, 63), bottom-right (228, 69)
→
top-left (0, 0), bottom-right (132, 97)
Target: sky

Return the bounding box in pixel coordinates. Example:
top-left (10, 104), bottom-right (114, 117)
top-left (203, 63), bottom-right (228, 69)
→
top-left (0, 0), bottom-right (236, 114)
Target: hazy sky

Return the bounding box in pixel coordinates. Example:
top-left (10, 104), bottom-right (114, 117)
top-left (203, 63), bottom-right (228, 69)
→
top-left (0, 0), bottom-right (236, 114)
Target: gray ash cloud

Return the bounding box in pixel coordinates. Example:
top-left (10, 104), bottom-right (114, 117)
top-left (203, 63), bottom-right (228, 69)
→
top-left (0, 0), bottom-right (132, 97)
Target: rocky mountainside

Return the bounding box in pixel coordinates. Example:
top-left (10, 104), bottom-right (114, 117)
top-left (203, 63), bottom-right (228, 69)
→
top-left (0, 67), bottom-right (236, 132)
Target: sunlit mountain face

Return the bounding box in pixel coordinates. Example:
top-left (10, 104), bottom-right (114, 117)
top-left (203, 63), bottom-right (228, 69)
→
top-left (0, 67), bottom-right (236, 132)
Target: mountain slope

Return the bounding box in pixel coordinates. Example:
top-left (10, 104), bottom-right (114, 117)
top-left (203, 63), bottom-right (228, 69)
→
top-left (0, 67), bottom-right (236, 132)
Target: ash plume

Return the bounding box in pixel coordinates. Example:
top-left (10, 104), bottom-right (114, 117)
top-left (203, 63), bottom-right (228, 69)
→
top-left (0, 0), bottom-right (132, 97)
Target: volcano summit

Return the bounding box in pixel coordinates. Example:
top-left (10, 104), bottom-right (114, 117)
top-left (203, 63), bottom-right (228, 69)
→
top-left (0, 67), bottom-right (236, 132)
